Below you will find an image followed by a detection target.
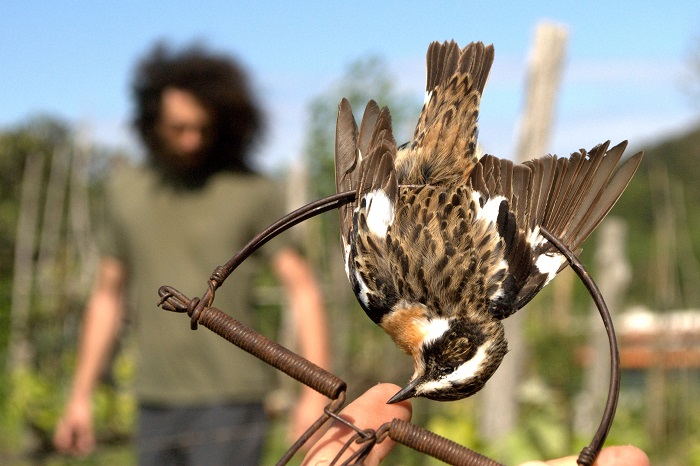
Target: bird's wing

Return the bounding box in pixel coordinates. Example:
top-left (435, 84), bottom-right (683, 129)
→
top-left (468, 142), bottom-right (643, 317)
top-left (338, 105), bottom-right (400, 323)
top-left (528, 141), bottom-right (643, 251)
top-left (396, 41), bottom-right (494, 187)
top-left (335, 99), bottom-right (381, 244)
top-left (356, 107), bottom-right (398, 202)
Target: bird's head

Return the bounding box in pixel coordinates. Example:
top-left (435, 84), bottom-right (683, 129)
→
top-left (385, 315), bottom-right (508, 403)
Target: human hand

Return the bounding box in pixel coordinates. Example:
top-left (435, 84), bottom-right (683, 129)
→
top-left (518, 445), bottom-right (650, 465)
top-left (53, 396), bottom-right (95, 456)
top-left (301, 384), bottom-right (648, 466)
top-left (288, 388), bottom-right (331, 449)
top-left (302, 383), bottom-right (412, 466)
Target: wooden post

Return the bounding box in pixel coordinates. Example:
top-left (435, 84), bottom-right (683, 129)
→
top-left (270, 160), bottom-right (311, 413)
top-left (8, 153), bottom-right (46, 371)
top-left (480, 21), bottom-right (569, 446)
top-left (36, 146), bottom-right (70, 308)
top-left (67, 129), bottom-right (100, 295)
top-left (513, 23), bottom-right (569, 162)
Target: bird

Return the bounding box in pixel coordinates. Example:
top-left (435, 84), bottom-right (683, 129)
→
top-left (334, 40), bottom-right (643, 403)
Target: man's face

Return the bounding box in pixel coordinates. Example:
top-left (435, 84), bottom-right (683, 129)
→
top-left (156, 87), bottom-right (213, 168)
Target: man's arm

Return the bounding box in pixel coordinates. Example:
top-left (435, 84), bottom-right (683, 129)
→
top-left (53, 256), bottom-right (126, 455)
top-left (272, 248), bottom-right (331, 442)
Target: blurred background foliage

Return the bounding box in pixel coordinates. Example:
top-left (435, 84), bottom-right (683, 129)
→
top-left (1, 43), bottom-right (700, 465)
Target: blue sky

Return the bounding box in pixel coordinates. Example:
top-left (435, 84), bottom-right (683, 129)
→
top-left (2, 1), bottom-right (699, 172)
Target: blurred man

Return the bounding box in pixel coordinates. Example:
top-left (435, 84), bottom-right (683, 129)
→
top-left (54, 42), bottom-right (329, 465)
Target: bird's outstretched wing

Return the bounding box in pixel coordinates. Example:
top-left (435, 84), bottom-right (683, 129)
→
top-left (396, 41), bottom-right (495, 187)
top-left (467, 141), bottom-right (643, 318)
top-left (336, 101), bottom-right (400, 323)
top-left (335, 98), bottom-right (381, 244)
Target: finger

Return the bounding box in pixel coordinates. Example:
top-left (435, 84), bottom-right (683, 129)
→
top-left (591, 446), bottom-right (649, 466)
top-left (519, 445), bottom-right (650, 466)
top-left (302, 383), bottom-right (412, 466)
top-left (74, 426), bottom-right (95, 455)
top-left (53, 422), bottom-right (79, 454)
top-left (53, 423), bottom-right (70, 452)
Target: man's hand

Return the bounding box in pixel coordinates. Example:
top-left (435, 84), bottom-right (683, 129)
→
top-left (301, 383), bottom-right (648, 466)
top-left (302, 383), bottom-right (412, 466)
top-left (519, 445), bottom-right (650, 466)
top-left (53, 396), bottom-right (95, 456)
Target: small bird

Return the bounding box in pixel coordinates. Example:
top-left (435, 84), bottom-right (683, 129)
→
top-left (335, 40), bottom-right (642, 403)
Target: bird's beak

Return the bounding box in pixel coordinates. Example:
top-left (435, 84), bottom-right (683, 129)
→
top-left (387, 377), bottom-right (421, 404)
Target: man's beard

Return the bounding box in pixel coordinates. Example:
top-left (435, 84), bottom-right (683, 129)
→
top-left (151, 145), bottom-right (215, 186)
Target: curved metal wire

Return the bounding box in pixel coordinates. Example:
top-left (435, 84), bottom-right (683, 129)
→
top-left (540, 227), bottom-right (621, 466)
top-left (157, 190), bottom-right (621, 466)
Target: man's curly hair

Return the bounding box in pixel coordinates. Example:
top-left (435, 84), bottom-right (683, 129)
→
top-left (132, 42), bottom-right (263, 176)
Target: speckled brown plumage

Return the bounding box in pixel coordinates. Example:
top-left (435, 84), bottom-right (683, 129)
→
top-left (335, 40), bottom-right (643, 402)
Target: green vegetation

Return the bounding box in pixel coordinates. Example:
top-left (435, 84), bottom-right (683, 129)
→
top-left (613, 126), bottom-right (700, 310)
top-left (0, 116), bottom-right (131, 464)
top-left (1, 55), bottom-right (699, 464)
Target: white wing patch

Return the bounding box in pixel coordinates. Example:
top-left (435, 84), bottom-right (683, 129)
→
top-left (343, 240), bottom-right (351, 280)
top-left (471, 192), bottom-right (506, 225)
top-left (353, 268), bottom-right (371, 307)
top-left (489, 285), bottom-right (505, 301)
top-left (469, 192), bottom-right (509, 300)
top-left (535, 252), bottom-right (565, 285)
top-left (347, 189), bottom-right (394, 309)
top-left (528, 226), bottom-right (547, 248)
top-left (363, 189), bottom-right (394, 238)
top-left (529, 226), bottom-right (565, 285)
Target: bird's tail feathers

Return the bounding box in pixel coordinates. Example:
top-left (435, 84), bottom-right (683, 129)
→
top-left (396, 41), bottom-right (495, 187)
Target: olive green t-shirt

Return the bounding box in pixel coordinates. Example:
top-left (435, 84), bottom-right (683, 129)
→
top-left (102, 164), bottom-right (287, 405)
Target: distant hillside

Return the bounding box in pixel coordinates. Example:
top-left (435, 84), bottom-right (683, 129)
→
top-left (609, 121), bottom-right (700, 309)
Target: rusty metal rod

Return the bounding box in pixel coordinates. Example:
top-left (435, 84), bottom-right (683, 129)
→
top-left (182, 190), bottom-right (357, 331)
top-left (387, 419), bottom-right (504, 466)
top-left (158, 287), bottom-right (346, 401)
top-left (156, 190), bottom-right (620, 466)
top-left (276, 393), bottom-right (347, 466)
top-left (210, 191), bottom-right (356, 292)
